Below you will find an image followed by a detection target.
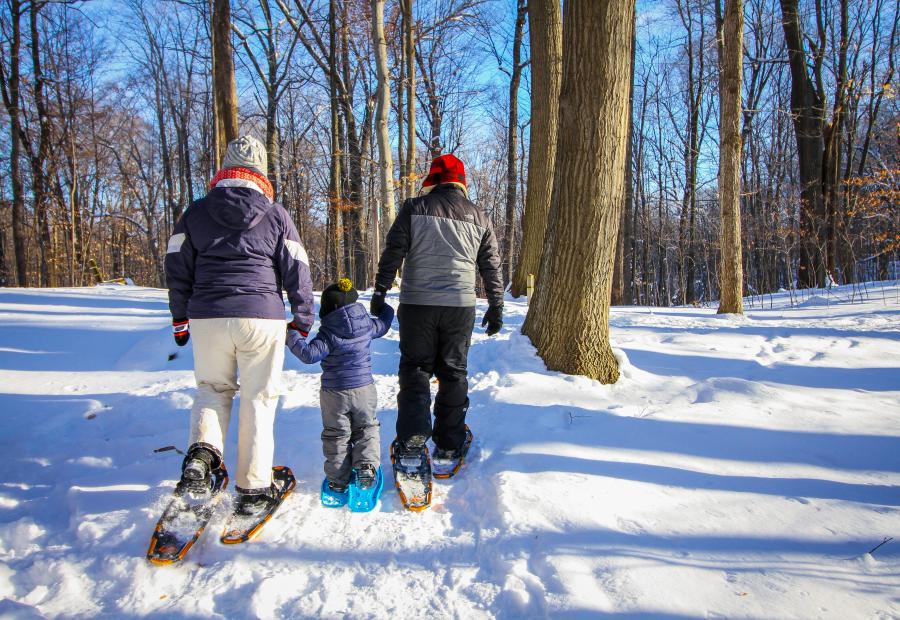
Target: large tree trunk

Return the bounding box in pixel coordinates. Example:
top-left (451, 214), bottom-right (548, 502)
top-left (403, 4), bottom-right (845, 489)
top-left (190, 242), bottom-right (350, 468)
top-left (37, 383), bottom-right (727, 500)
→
top-left (779, 0), bottom-right (825, 288)
top-left (504, 0), bottom-right (527, 287)
top-left (717, 0), bottom-right (744, 314)
top-left (212, 0), bottom-right (239, 167)
top-left (510, 0), bottom-right (562, 298)
top-left (371, 0), bottom-right (395, 237)
top-left (522, 0), bottom-right (635, 384)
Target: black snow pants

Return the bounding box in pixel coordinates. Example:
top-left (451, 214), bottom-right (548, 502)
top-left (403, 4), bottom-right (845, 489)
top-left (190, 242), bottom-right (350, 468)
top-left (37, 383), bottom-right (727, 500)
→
top-left (396, 304), bottom-right (476, 451)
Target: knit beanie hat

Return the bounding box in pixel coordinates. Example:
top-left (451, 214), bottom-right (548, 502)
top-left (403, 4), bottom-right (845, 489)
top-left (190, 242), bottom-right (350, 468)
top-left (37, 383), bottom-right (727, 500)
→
top-left (421, 154), bottom-right (467, 195)
top-left (319, 278), bottom-right (359, 318)
top-left (222, 135), bottom-right (268, 177)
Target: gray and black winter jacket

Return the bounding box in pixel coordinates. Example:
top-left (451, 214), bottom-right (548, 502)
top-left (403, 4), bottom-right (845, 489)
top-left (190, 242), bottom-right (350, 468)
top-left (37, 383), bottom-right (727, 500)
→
top-left (375, 184), bottom-right (504, 307)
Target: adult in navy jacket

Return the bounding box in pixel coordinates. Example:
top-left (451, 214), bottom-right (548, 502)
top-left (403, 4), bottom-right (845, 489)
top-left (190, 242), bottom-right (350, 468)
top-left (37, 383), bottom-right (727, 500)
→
top-left (164, 135), bottom-right (314, 515)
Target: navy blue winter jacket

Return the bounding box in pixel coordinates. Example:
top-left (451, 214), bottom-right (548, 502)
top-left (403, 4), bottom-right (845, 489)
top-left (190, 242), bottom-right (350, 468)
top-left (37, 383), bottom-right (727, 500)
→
top-left (165, 186), bottom-right (315, 331)
top-left (287, 302), bottom-right (395, 390)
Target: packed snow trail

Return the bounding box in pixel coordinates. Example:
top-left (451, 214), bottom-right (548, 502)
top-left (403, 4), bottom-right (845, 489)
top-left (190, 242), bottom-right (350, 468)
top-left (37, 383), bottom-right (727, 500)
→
top-left (0, 283), bottom-right (898, 618)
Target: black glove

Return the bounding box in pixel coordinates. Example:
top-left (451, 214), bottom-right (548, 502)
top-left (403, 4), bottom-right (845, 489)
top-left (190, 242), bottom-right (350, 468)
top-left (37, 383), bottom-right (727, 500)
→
top-left (370, 285), bottom-right (387, 315)
top-left (172, 318), bottom-right (190, 347)
top-left (481, 305), bottom-right (503, 336)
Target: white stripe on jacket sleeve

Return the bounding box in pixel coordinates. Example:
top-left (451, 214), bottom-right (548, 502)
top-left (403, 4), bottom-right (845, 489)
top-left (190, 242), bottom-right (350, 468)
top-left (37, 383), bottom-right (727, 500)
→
top-left (166, 233), bottom-right (186, 254)
top-left (284, 239), bottom-right (309, 265)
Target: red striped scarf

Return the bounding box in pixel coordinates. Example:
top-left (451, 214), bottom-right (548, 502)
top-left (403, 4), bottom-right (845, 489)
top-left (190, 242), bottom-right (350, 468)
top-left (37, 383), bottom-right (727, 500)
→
top-left (209, 167), bottom-right (274, 201)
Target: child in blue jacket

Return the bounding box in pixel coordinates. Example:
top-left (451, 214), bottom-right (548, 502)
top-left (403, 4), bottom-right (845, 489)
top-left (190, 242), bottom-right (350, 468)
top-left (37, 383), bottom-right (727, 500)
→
top-left (287, 279), bottom-right (394, 505)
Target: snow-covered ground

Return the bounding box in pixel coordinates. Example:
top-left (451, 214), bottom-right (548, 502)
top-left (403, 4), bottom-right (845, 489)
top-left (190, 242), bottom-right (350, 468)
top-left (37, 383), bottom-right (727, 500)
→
top-left (0, 282), bottom-right (898, 619)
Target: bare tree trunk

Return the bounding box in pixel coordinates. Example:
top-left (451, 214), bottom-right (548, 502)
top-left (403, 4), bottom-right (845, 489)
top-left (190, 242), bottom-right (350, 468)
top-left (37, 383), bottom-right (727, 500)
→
top-left (504, 0), bottom-right (527, 287)
top-left (371, 0), bottom-right (395, 237)
top-left (717, 0), bottom-right (744, 314)
top-left (822, 0), bottom-right (848, 281)
top-left (780, 0), bottom-right (826, 288)
top-left (403, 0), bottom-right (416, 198)
top-left (327, 0), bottom-right (343, 280)
top-left (29, 0), bottom-right (54, 286)
top-left (522, 0), bottom-right (635, 384)
top-left (612, 3), bottom-right (637, 306)
top-left (510, 0), bottom-right (561, 298)
top-left (1, 0), bottom-right (28, 286)
top-left (213, 0), bottom-right (239, 166)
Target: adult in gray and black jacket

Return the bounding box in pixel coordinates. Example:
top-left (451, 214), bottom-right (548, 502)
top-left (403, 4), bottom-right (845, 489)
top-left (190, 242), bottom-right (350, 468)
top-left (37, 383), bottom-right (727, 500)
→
top-left (371, 153), bottom-right (504, 461)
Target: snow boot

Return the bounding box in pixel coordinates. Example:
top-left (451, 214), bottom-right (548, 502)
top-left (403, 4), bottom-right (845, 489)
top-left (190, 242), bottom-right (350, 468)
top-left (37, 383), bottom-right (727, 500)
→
top-left (348, 465), bottom-right (384, 513)
top-left (432, 426), bottom-right (474, 479)
top-left (321, 478), bottom-right (349, 508)
top-left (390, 435), bottom-right (432, 511)
top-left (178, 444), bottom-right (220, 496)
top-left (221, 466), bottom-right (297, 544)
top-left (355, 464), bottom-right (377, 490)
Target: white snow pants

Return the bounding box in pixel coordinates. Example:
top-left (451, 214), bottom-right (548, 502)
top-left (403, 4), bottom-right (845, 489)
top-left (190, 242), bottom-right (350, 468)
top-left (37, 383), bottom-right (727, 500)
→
top-left (188, 318), bottom-right (285, 492)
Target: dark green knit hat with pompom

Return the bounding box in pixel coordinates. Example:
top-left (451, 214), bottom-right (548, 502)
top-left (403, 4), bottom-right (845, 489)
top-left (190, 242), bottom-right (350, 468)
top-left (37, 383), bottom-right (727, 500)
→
top-left (319, 278), bottom-right (358, 318)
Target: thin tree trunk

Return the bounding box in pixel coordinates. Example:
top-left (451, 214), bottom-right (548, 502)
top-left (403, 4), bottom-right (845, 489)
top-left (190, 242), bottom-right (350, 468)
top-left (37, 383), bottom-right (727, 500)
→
top-left (612, 3), bottom-right (637, 306)
top-left (213, 0), bottom-right (239, 165)
top-left (371, 0), bottom-right (395, 238)
top-left (403, 0), bottom-right (416, 198)
top-left (522, 0), bottom-right (636, 384)
top-left (510, 0), bottom-right (562, 298)
top-left (779, 0), bottom-right (826, 288)
top-left (822, 0), bottom-right (848, 281)
top-left (1, 0), bottom-right (28, 286)
top-left (717, 0), bottom-right (744, 314)
top-left (327, 0), bottom-right (343, 280)
top-left (504, 0), bottom-right (527, 287)
top-left (30, 0), bottom-right (54, 286)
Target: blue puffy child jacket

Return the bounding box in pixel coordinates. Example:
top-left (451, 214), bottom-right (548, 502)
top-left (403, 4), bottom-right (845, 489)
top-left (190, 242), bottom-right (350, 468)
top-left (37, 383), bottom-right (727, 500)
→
top-left (287, 301), bottom-right (394, 390)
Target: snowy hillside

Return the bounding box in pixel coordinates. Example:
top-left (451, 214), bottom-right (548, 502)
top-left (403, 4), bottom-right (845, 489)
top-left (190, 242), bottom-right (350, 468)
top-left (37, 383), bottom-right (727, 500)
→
top-left (0, 283), bottom-right (898, 619)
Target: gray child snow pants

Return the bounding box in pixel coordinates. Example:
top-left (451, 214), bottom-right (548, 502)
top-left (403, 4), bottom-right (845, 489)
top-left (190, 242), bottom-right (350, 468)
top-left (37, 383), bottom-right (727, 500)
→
top-left (320, 383), bottom-right (380, 486)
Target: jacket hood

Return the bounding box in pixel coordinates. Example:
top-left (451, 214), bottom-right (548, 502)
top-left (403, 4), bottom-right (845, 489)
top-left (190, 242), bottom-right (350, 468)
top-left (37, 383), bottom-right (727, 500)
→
top-left (205, 186), bottom-right (274, 230)
top-left (321, 302), bottom-right (371, 340)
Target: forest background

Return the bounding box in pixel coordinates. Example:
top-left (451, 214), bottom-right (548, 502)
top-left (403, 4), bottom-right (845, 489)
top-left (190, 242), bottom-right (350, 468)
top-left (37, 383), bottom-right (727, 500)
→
top-left (0, 0), bottom-right (897, 308)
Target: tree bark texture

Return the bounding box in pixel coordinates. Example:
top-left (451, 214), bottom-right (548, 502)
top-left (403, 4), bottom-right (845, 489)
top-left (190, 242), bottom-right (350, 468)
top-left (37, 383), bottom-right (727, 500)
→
top-left (779, 0), bottom-right (826, 288)
top-left (403, 0), bottom-right (416, 199)
top-left (30, 1), bottom-right (54, 286)
top-left (213, 0), bottom-right (239, 166)
top-left (2, 0), bottom-right (28, 286)
top-left (371, 0), bottom-right (395, 236)
top-left (612, 3), bottom-right (637, 306)
top-left (510, 0), bottom-right (561, 298)
top-left (504, 0), bottom-right (527, 286)
top-left (717, 0), bottom-right (744, 314)
top-left (522, 0), bottom-right (635, 384)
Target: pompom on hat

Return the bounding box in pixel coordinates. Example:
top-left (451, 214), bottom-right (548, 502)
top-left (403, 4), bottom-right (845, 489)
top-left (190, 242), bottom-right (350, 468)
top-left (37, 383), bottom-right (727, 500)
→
top-left (421, 153), bottom-right (467, 195)
top-left (319, 278), bottom-right (359, 318)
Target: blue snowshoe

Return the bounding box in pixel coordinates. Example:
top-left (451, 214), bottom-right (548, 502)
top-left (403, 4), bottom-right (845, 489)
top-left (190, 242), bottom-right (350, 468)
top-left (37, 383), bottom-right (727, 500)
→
top-left (348, 465), bottom-right (383, 513)
top-left (321, 478), bottom-right (349, 508)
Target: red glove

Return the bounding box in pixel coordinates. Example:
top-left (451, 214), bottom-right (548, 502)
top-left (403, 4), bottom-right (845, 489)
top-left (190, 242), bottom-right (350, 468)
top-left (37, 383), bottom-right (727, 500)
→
top-left (287, 320), bottom-right (309, 338)
top-left (173, 318), bottom-right (190, 346)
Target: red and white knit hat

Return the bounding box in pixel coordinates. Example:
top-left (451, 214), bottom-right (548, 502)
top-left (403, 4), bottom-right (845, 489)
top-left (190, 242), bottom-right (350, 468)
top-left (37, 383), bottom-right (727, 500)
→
top-left (421, 154), bottom-right (467, 195)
